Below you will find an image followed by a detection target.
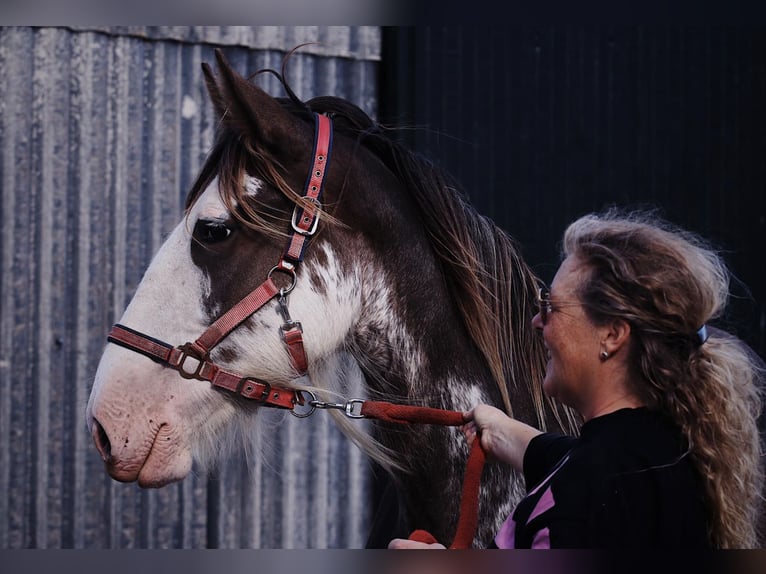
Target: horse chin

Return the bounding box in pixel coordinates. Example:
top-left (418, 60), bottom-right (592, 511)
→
top-left (135, 453), bottom-right (193, 488)
top-left (136, 427), bottom-right (194, 488)
top-left (99, 421), bottom-right (194, 488)
top-left (102, 450), bottom-right (193, 488)
top-left (136, 463), bottom-right (191, 489)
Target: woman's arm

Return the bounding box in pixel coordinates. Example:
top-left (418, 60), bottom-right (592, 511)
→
top-left (388, 405), bottom-right (544, 550)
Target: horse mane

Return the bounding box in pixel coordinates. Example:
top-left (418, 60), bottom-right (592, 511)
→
top-left (304, 95), bottom-right (577, 431)
top-left (187, 65), bottom-right (578, 433)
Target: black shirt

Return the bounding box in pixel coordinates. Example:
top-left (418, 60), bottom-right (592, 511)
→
top-left (493, 407), bottom-right (711, 548)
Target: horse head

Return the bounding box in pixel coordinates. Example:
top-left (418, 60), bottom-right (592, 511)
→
top-left (86, 49), bottom-right (575, 546)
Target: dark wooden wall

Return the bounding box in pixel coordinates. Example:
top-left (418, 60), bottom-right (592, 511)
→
top-left (380, 26), bottom-right (766, 361)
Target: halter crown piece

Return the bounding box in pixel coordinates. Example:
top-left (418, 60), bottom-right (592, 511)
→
top-left (696, 324), bottom-right (709, 346)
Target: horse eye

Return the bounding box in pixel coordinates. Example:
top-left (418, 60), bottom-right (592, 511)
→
top-left (194, 220), bottom-right (233, 244)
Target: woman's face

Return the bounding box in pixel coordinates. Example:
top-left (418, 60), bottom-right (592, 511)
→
top-left (532, 255), bottom-right (606, 413)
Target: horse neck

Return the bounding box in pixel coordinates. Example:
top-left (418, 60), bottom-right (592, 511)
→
top-left (327, 161), bottom-right (508, 413)
top-left (348, 245), bottom-right (502, 414)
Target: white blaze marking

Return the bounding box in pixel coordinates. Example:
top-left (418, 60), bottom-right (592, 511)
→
top-left (245, 176), bottom-right (263, 197)
top-left (85, 180), bottom-right (245, 483)
top-left (118, 181), bottom-right (227, 342)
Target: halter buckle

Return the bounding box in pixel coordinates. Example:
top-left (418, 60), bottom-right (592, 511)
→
top-left (237, 377), bottom-right (272, 402)
top-left (291, 198), bottom-right (321, 236)
top-left (176, 343), bottom-right (208, 380)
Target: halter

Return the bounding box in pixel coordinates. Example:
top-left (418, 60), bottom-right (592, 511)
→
top-left (107, 112), bottom-right (333, 411)
top-left (105, 111), bottom-right (485, 548)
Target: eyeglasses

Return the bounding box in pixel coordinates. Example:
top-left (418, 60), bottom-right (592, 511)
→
top-left (536, 286), bottom-right (583, 325)
top-left (536, 287), bottom-right (554, 324)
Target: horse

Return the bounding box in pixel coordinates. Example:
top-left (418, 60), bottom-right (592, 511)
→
top-left (85, 48), bottom-right (578, 548)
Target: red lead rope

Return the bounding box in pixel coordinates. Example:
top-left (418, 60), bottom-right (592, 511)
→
top-left (360, 401), bottom-right (486, 549)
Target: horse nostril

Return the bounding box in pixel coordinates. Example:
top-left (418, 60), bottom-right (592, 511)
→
top-left (92, 419), bottom-right (113, 462)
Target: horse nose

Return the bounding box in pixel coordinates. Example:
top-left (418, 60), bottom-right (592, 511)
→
top-left (91, 418), bottom-right (113, 462)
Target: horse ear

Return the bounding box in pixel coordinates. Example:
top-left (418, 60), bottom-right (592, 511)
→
top-left (204, 49), bottom-right (308, 156)
top-left (201, 61), bottom-right (227, 120)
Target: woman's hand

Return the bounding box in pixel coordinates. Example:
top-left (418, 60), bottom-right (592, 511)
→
top-left (462, 404), bottom-right (542, 471)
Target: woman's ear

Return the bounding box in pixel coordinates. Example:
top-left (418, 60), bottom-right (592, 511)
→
top-left (602, 318), bottom-right (631, 357)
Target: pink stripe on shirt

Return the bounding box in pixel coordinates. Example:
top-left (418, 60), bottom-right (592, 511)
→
top-left (494, 456), bottom-right (569, 548)
top-left (494, 486), bottom-right (556, 548)
top-left (528, 485), bottom-right (555, 522)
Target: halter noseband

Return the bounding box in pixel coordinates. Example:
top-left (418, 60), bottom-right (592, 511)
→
top-left (107, 112), bottom-right (333, 412)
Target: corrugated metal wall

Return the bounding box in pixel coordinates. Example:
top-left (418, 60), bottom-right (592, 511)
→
top-left (0, 25), bottom-right (380, 549)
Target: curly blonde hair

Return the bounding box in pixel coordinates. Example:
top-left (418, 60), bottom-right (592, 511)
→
top-left (563, 208), bottom-right (765, 548)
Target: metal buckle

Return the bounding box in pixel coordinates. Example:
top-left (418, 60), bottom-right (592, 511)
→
top-left (280, 321), bottom-right (303, 340)
top-left (276, 294), bottom-right (301, 333)
top-left (290, 199), bottom-right (321, 236)
top-left (176, 343), bottom-right (207, 380)
top-left (237, 377), bottom-right (272, 402)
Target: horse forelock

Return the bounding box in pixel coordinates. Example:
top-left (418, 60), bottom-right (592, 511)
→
top-left (183, 132), bottom-right (289, 242)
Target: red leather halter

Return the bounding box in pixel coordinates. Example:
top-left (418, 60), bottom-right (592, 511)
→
top-left (105, 111), bottom-right (487, 548)
top-left (107, 112), bottom-right (333, 411)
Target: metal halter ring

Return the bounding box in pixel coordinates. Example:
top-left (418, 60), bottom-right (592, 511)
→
top-left (290, 389), bottom-right (318, 418)
top-left (267, 264), bottom-right (297, 295)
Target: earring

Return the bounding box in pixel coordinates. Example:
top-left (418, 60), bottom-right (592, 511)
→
top-left (600, 350), bottom-right (609, 360)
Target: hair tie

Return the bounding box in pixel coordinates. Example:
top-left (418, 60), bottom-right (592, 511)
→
top-left (696, 325), bottom-right (709, 346)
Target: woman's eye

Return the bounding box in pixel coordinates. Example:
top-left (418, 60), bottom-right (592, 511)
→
top-left (194, 220), bottom-right (233, 244)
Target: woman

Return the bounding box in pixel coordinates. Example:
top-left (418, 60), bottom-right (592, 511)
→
top-left (389, 208), bottom-right (764, 549)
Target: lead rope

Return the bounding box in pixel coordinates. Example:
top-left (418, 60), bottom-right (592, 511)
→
top-left (358, 400), bottom-right (486, 549)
